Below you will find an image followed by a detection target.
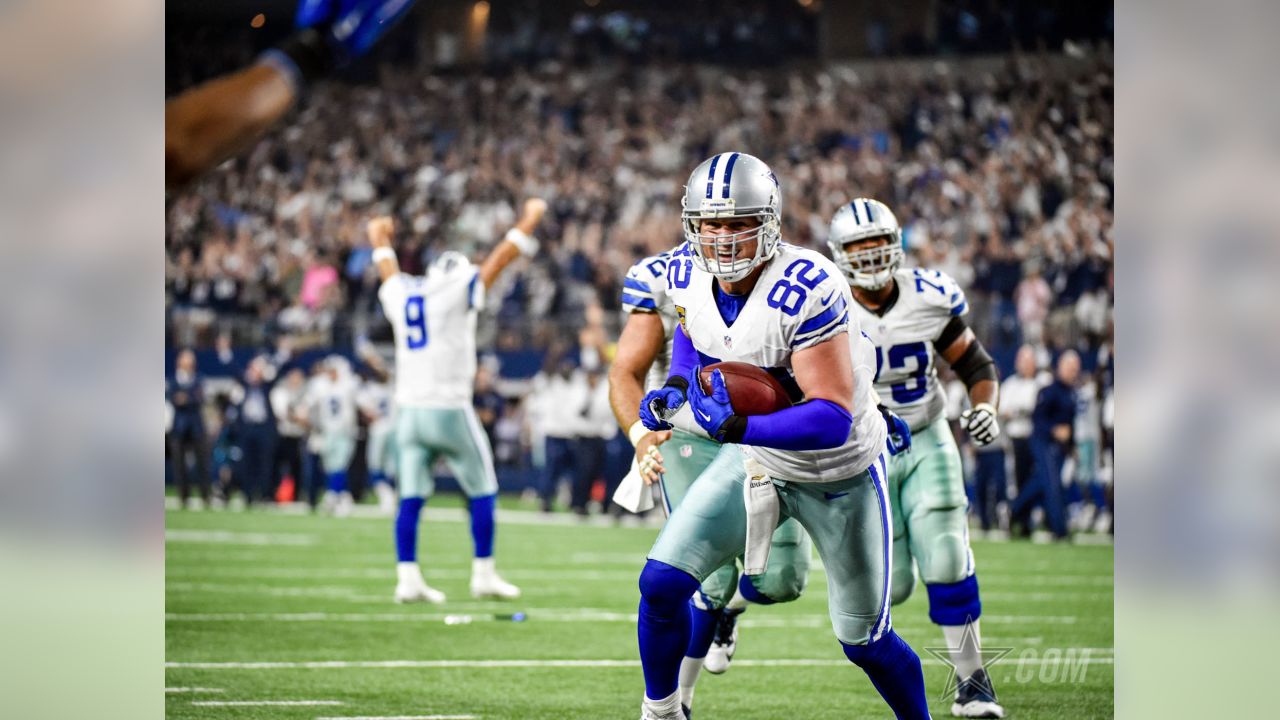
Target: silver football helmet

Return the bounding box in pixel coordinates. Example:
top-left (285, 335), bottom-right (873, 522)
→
top-left (681, 152), bottom-right (782, 282)
top-left (827, 198), bottom-right (903, 290)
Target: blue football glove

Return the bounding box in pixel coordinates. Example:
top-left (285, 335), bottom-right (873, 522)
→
top-left (639, 381), bottom-right (687, 432)
top-left (880, 404), bottom-right (912, 456)
top-left (267, 0), bottom-right (417, 87)
top-left (688, 367), bottom-right (745, 443)
top-left (295, 0), bottom-right (417, 61)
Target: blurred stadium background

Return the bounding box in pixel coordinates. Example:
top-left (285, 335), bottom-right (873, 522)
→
top-left (165, 1), bottom-right (1113, 717)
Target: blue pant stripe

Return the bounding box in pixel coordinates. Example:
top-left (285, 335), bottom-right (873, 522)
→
top-left (867, 453), bottom-right (892, 642)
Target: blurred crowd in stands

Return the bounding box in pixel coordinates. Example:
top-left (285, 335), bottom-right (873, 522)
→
top-left (166, 23), bottom-right (1112, 532)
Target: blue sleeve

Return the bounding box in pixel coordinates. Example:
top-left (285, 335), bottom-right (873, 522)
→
top-left (667, 323), bottom-right (697, 384)
top-left (741, 398), bottom-right (853, 451)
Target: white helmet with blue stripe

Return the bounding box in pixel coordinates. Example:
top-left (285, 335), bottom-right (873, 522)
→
top-left (681, 152), bottom-right (782, 282)
top-left (827, 197), bottom-right (903, 290)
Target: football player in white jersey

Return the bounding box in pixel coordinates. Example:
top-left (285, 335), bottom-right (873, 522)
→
top-left (304, 355), bottom-right (360, 516)
top-left (830, 198), bottom-right (1004, 718)
top-left (610, 247), bottom-right (814, 713)
top-left (367, 199), bottom-right (546, 604)
top-left (356, 366), bottom-right (398, 516)
top-left (634, 153), bottom-right (930, 720)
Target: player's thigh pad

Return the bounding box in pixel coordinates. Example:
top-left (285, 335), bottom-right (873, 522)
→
top-left (900, 418), bottom-right (973, 585)
top-left (743, 517), bottom-right (812, 604)
top-left (779, 454), bottom-right (892, 645)
top-left (395, 410), bottom-right (438, 499)
top-left (427, 406), bottom-right (499, 498)
top-left (321, 434), bottom-right (356, 474)
top-left (649, 444), bottom-right (750, 583)
top-left (657, 430), bottom-right (723, 512)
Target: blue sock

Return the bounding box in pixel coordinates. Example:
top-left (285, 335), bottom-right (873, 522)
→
top-left (1065, 481), bottom-right (1083, 506)
top-left (638, 560), bottom-right (700, 700)
top-left (1089, 482), bottom-right (1108, 510)
top-left (925, 574), bottom-right (982, 627)
top-left (468, 494), bottom-right (496, 558)
top-left (326, 471), bottom-right (347, 493)
top-left (396, 497), bottom-right (424, 562)
top-left (684, 595), bottom-right (719, 659)
top-left (370, 470), bottom-right (387, 486)
top-left (842, 630), bottom-right (931, 719)
top-left (738, 574), bottom-right (777, 605)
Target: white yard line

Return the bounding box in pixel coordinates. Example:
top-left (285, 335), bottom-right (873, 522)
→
top-left (191, 700), bottom-right (343, 706)
top-left (315, 716), bottom-right (477, 720)
top-left (168, 655), bottom-right (1113, 671)
top-left (165, 687), bottom-right (225, 693)
top-left (165, 530), bottom-right (317, 546)
top-left (164, 578), bottom-right (1111, 604)
top-left (164, 610), bottom-right (1088, 631)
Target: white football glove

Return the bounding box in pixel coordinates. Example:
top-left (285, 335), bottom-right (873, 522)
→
top-left (961, 402), bottom-right (1000, 446)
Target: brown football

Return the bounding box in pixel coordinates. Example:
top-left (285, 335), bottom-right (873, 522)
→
top-left (698, 361), bottom-right (794, 416)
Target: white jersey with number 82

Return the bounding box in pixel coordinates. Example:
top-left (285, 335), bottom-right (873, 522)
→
top-left (378, 255), bottom-right (486, 409)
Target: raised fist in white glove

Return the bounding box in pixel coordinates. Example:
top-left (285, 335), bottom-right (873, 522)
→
top-left (961, 402), bottom-right (1000, 446)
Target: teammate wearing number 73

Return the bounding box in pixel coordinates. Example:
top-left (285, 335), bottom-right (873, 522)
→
top-left (369, 200), bottom-right (547, 604)
top-left (830, 198), bottom-right (1005, 718)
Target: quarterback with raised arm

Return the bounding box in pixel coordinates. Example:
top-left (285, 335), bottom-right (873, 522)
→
top-left (369, 199), bottom-right (545, 604)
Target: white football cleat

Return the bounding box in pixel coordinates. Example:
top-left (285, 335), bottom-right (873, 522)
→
top-left (703, 607), bottom-right (743, 674)
top-left (374, 483), bottom-right (398, 516)
top-left (640, 692), bottom-right (689, 720)
top-left (333, 491), bottom-right (355, 517)
top-left (395, 581), bottom-right (447, 604)
top-left (394, 562), bottom-right (446, 604)
top-left (470, 557), bottom-right (521, 599)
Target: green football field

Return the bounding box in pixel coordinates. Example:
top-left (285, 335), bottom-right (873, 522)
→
top-left (165, 498), bottom-right (1113, 719)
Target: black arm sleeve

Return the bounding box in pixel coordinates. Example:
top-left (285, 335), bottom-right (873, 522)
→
top-left (951, 339), bottom-right (999, 388)
top-left (933, 315), bottom-right (969, 352)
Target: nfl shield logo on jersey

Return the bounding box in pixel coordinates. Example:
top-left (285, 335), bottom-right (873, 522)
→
top-left (724, 335), bottom-right (733, 349)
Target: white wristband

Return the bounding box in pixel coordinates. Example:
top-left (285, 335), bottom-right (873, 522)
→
top-left (628, 420), bottom-right (650, 446)
top-left (371, 247), bottom-right (396, 263)
top-left (504, 228), bottom-right (539, 257)
top-left (972, 402), bottom-right (997, 415)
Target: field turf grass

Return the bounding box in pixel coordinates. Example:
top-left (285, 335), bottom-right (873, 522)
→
top-left (166, 496), bottom-right (1113, 719)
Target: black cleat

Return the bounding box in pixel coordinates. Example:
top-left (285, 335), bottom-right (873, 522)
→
top-left (952, 668), bottom-right (1005, 718)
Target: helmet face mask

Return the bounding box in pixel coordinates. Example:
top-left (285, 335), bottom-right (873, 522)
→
top-left (840, 235), bottom-right (902, 290)
top-left (826, 198), bottom-right (903, 290)
top-left (682, 153), bottom-right (782, 282)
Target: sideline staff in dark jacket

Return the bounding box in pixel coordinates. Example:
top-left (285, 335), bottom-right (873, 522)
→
top-left (1009, 350), bottom-right (1079, 538)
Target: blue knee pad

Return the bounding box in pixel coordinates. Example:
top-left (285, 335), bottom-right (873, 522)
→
top-left (639, 560), bottom-right (701, 612)
top-left (925, 574), bottom-right (982, 626)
